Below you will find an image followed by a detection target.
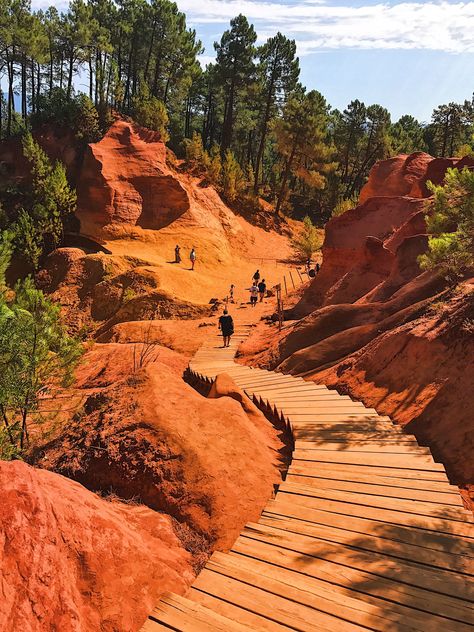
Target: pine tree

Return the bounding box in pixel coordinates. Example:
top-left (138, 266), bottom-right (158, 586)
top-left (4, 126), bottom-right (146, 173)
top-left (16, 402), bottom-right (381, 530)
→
top-left (419, 167), bottom-right (474, 277)
top-left (274, 90), bottom-right (335, 214)
top-left (0, 245), bottom-right (83, 456)
top-left (214, 15), bottom-right (256, 153)
top-left (222, 149), bottom-right (244, 201)
top-left (253, 33), bottom-right (299, 194)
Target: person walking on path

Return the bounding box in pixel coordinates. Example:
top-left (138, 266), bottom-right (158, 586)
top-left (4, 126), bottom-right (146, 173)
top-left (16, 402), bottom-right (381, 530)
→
top-left (174, 244), bottom-right (181, 263)
top-left (247, 283), bottom-right (259, 307)
top-left (252, 269), bottom-right (260, 284)
top-left (190, 248), bottom-right (196, 270)
top-left (229, 284), bottom-right (235, 303)
top-left (218, 308), bottom-right (234, 347)
top-left (258, 279), bottom-right (266, 302)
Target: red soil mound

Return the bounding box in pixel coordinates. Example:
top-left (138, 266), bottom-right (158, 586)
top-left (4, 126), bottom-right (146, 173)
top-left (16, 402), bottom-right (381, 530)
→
top-left (36, 247), bottom-right (209, 335)
top-left (76, 120), bottom-right (189, 238)
top-left (34, 343), bottom-right (283, 562)
top-left (0, 460), bottom-right (192, 632)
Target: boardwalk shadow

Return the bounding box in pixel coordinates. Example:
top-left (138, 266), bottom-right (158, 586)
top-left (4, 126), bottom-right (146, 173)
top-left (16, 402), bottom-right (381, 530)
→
top-left (255, 503), bottom-right (473, 631)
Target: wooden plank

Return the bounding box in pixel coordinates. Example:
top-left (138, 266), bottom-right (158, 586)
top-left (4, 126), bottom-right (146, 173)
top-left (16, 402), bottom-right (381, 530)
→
top-left (288, 460), bottom-right (450, 483)
top-left (252, 384), bottom-right (327, 393)
top-left (242, 522), bottom-right (474, 602)
top-left (285, 474), bottom-right (464, 507)
top-left (292, 449), bottom-right (446, 472)
top-left (208, 551), bottom-right (442, 632)
top-left (258, 512), bottom-right (474, 575)
top-left (265, 498), bottom-right (474, 559)
top-left (149, 593), bottom-right (253, 631)
top-left (188, 588), bottom-right (294, 632)
top-left (232, 536), bottom-right (474, 628)
top-left (277, 490), bottom-right (474, 538)
top-left (204, 552), bottom-right (411, 631)
top-left (193, 567), bottom-right (358, 631)
top-left (283, 404), bottom-right (376, 414)
top-left (294, 441), bottom-right (425, 453)
top-left (280, 481), bottom-right (471, 522)
top-left (287, 463), bottom-right (457, 493)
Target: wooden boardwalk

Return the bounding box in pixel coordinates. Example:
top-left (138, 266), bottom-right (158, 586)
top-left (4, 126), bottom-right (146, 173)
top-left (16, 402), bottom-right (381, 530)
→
top-left (142, 323), bottom-right (474, 631)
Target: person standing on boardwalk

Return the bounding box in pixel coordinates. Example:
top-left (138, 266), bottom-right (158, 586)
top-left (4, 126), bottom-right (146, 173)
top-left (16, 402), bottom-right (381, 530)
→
top-left (175, 245), bottom-right (181, 263)
top-left (252, 269), bottom-right (260, 284)
top-left (247, 283), bottom-right (259, 307)
top-left (258, 279), bottom-right (266, 302)
top-left (190, 248), bottom-right (196, 270)
top-left (218, 308), bottom-right (234, 347)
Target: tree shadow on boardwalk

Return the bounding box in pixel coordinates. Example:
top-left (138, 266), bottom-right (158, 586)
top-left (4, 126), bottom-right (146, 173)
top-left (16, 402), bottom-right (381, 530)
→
top-left (242, 501), bottom-right (474, 631)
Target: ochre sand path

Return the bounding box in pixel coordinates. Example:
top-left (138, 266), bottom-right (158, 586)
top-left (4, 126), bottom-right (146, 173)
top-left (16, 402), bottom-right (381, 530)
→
top-left (141, 315), bottom-right (474, 631)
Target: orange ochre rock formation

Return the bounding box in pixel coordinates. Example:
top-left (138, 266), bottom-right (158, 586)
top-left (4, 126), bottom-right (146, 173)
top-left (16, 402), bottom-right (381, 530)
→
top-left (240, 152), bottom-right (474, 507)
top-left (0, 460), bottom-right (193, 632)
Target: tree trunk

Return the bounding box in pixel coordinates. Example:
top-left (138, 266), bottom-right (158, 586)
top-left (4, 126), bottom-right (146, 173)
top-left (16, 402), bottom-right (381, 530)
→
top-left (67, 51), bottom-right (74, 100)
top-left (253, 74), bottom-right (276, 194)
top-left (144, 21), bottom-right (156, 82)
top-left (7, 52), bottom-right (14, 137)
top-left (276, 140), bottom-right (297, 215)
top-left (89, 54), bottom-right (93, 100)
top-left (31, 58), bottom-right (35, 113)
top-left (49, 35), bottom-right (54, 95)
top-left (221, 58), bottom-right (237, 153)
top-left (21, 58), bottom-right (27, 119)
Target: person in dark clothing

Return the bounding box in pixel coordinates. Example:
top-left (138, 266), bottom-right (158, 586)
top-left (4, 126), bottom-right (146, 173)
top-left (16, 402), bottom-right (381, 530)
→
top-left (174, 245), bottom-right (181, 263)
top-left (258, 279), bottom-right (266, 302)
top-left (218, 308), bottom-right (234, 347)
top-left (252, 269), bottom-right (260, 284)
top-left (316, 262), bottom-right (320, 273)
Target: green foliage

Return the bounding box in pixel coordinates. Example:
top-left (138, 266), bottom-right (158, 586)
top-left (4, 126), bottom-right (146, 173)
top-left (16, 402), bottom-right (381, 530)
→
top-left (0, 235), bottom-right (83, 458)
top-left (222, 150), bottom-right (245, 202)
top-left (418, 167), bottom-right (474, 277)
top-left (291, 216), bottom-right (323, 260)
top-left (273, 90), bottom-right (336, 214)
top-left (33, 89), bottom-right (100, 142)
top-left (332, 197), bottom-right (358, 218)
top-left (185, 131), bottom-right (205, 162)
top-left (13, 134), bottom-right (76, 269)
top-left (132, 83), bottom-right (170, 141)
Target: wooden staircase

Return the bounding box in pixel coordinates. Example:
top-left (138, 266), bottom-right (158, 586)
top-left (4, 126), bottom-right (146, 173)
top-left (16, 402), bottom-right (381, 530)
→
top-left (141, 323), bottom-right (474, 631)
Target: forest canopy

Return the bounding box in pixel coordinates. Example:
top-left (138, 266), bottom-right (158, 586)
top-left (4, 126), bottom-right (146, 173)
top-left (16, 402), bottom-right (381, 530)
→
top-left (0, 0), bottom-right (473, 222)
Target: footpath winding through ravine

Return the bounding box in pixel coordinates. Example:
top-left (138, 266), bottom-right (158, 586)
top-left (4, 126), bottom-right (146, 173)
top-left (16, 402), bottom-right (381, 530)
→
top-left (141, 305), bottom-right (474, 631)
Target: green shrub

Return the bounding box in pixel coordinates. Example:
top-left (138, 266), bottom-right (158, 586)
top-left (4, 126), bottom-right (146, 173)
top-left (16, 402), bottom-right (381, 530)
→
top-left (291, 215), bottom-right (323, 260)
top-left (419, 167), bottom-right (474, 277)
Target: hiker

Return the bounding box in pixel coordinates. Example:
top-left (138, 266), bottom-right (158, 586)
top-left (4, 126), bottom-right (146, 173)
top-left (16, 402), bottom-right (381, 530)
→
top-left (218, 308), bottom-right (234, 347)
top-left (258, 278), bottom-right (266, 302)
top-left (305, 257), bottom-right (312, 275)
top-left (247, 283), bottom-right (259, 307)
top-left (190, 248), bottom-right (196, 270)
top-left (229, 284), bottom-right (235, 303)
top-left (252, 269), bottom-right (260, 284)
top-left (174, 244), bottom-right (181, 263)
top-left (315, 262), bottom-right (320, 274)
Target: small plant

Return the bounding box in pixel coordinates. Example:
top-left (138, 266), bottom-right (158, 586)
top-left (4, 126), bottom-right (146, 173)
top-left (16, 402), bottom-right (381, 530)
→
top-left (332, 196), bottom-right (357, 218)
top-left (132, 322), bottom-right (160, 372)
top-left (122, 287), bottom-right (137, 304)
top-left (291, 215), bottom-right (323, 260)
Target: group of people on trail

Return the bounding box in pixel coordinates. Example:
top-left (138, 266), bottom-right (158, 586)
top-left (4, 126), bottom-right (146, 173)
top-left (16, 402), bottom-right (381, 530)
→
top-left (219, 269), bottom-right (270, 347)
top-left (306, 257), bottom-right (320, 278)
top-left (247, 269), bottom-right (266, 307)
top-left (174, 245), bottom-right (196, 270)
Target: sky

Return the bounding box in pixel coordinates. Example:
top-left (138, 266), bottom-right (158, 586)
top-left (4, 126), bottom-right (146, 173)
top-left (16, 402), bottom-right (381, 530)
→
top-left (32, 0), bottom-right (474, 122)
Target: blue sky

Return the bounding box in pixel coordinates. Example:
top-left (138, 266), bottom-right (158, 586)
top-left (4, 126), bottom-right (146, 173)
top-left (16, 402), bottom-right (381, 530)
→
top-left (175, 0), bottom-right (473, 122)
top-left (33, 0), bottom-right (473, 122)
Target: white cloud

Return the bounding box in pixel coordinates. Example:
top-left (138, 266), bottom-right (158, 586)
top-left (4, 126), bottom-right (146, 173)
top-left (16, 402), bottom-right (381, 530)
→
top-left (178, 0), bottom-right (474, 54)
